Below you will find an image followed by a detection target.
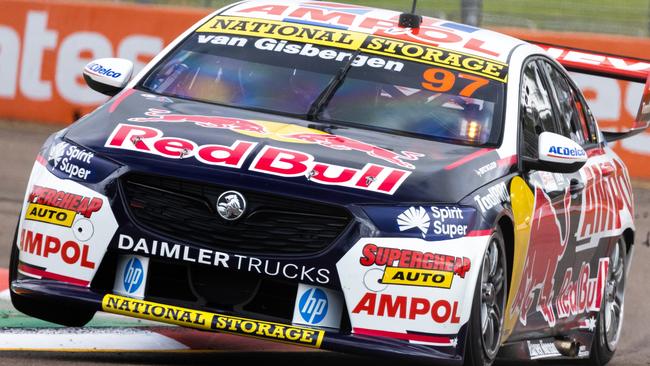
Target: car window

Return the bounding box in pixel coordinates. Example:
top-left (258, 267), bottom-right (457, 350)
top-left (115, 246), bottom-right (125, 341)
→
top-left (140, 26), bottom-right (506, 146)
top-left (541, 61), bottom-right (593, 145)
top-left (520, 61), bottom-right (557, 159)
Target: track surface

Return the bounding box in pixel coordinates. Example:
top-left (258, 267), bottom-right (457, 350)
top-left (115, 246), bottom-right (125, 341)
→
top-left (1, 120), bottom-right (649, 365)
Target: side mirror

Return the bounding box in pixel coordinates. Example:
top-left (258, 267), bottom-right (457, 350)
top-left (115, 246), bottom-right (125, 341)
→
top-left (83, 58), bottom-right (133, 96)
top-left (523, 132), bottom-right (587, 173)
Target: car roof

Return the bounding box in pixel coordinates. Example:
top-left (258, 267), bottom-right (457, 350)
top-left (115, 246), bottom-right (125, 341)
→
top-left (220, 0), bottom-right (526, 63)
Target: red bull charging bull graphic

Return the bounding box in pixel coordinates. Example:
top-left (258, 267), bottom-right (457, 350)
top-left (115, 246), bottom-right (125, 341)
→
top-left (510, 185), bottom-right (609, 327)
top-left (127, 109), bottom-right (424, 169)
top-left (129, 108), bottom-right (268, 133)
top-left (511, 186), bottom-right (572, 327)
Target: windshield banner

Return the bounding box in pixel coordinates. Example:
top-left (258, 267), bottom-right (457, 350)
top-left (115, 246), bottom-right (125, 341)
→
top-left (197, 16), bottom-right (508, 82)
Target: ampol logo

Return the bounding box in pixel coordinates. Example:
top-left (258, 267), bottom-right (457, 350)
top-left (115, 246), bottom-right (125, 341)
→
top-left (299, 288), bottom-right (328, 324)
top-left (123, 257), bottom-right (144, 294)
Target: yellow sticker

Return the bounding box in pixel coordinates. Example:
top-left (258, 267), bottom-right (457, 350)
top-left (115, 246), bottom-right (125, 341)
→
top-left (197, 16), bottom-right (367, 51)
top-left (102, 294), bottom-right (324, 348)
top-left (361, 36), bottom-right (508, 82)
top-left (196, 16), bottom-right (508, 82)
top-left (25, 203), bottom-right (76, 227)
top-left (502, 176), bottom-right (535, 341)
top-left (381, 267), bottom-right (454, 289)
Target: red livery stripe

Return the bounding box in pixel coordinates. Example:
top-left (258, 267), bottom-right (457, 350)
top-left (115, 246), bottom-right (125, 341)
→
top-left (0, 268), bottom-right (8, 292)
top-left (353, 327), bottom-right (452, 345)
top-left (18, 263), bottom-right (89, 287)
top-left (444, 148), bottom-right (494, 170)
top-left (109, 88), bottom-right (135, 113)
top-left (467, 229), bottom-right (492, 237)
top-left (35, 154), bottom-right (47, 167)
top-left (496, 155), bottom-right (517, 167)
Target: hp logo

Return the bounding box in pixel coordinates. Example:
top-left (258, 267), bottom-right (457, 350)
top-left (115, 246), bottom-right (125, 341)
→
top-left (123, 257), bottom-right (144, 294)
top-left (298, 288), bottom-right (328, 324)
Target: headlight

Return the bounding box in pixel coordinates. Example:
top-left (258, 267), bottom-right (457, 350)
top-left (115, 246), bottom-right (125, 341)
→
top-left (361, 205), bottom-right (477, 241)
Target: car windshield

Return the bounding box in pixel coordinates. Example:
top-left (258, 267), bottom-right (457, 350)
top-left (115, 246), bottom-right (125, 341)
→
top-left (141, 22), bottom-right (506, 146)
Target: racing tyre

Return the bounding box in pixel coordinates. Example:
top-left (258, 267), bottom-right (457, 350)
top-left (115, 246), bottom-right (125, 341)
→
top-left (587, 238), bottom-right (627, 366)
top-left (9, 226), bottom-right (96, 327)
top-left (463, 227), bottom-right (508, 366)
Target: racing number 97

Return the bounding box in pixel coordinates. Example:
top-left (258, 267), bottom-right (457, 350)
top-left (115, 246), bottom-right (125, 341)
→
top-left (421, 67), bottom-right (489, 97)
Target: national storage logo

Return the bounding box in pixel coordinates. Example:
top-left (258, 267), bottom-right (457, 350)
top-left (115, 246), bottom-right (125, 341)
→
top-left (196, 16), bottom-right (508, 82)
top-left (197, 16), bottom-right (366, 50)
top-left (102, 294), bottom-right (324, 347)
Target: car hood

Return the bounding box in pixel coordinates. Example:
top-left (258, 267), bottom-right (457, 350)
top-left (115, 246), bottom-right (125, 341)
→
top-left (64, 90), bottom-right (512, 204)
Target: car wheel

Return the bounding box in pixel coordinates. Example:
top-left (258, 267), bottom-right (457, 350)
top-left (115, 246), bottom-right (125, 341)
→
top-left (464, 227), bottom-right (507, 366)
top-left (9, 225), bottom-right (96, 327)
top-left (587, 237), bottom-right (627, 366)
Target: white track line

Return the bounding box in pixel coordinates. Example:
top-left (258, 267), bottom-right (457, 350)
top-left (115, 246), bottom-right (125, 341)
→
top-left (0, 327), bottom-right (189, 351)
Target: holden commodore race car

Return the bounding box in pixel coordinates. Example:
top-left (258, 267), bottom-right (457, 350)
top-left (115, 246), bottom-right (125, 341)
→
top-left (9, 1), bottom-right (650, 365)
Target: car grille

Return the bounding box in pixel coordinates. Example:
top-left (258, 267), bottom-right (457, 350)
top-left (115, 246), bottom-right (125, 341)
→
top-left (121, 173), bottom-right (351, 255)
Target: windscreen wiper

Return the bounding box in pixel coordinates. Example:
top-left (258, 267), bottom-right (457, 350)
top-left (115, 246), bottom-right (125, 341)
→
top-left (306, 50), bottom-right (360, 121)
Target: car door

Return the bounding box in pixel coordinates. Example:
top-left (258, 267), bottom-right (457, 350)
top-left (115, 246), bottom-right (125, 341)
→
top-left (540, 59), bottom-right (634, 329)
top-left (512, 58), bottom-right (578, 333)
top-left (541, 57), bottom-right (630, 329)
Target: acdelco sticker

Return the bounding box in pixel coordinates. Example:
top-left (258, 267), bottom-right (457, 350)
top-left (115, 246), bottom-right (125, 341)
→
top-left (18, 162), bottom-right (118, 286)
top-left (84, 62), bottom-right (122, 79)
top-left (102, 294), bottom-right (324, 348)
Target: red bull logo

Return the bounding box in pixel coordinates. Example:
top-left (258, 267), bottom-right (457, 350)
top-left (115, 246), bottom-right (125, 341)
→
top-left (128, 109), bottom-right (423, 169)
top-left (555, 258), bottom-right (608, 321)
top-left (106, 124), bottom-right (410, 195)
top-left (511, 186), bottom-right (572, 327)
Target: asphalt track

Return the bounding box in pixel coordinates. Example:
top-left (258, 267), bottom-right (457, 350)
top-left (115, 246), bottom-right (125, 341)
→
top-left (1, 120), bottom-right (650, 366)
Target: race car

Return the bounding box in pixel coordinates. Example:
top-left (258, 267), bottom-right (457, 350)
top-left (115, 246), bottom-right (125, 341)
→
top-left (9, 1), bottom-right (650, 365)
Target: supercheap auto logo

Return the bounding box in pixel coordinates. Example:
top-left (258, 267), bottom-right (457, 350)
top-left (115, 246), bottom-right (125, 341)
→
top-left (102, 294), bottom-right (324, 347)
top-left (196, 16), bottom-right (508, 82)
top-left (25, 185), bottom-right (103, 227)
top-left (360, 243), bottom-right (471, 289)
